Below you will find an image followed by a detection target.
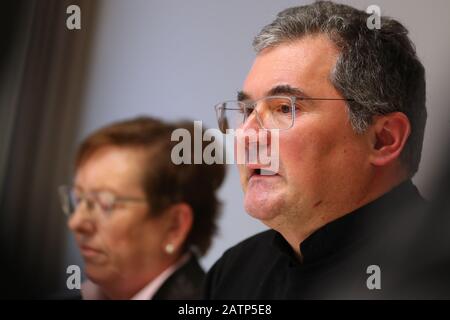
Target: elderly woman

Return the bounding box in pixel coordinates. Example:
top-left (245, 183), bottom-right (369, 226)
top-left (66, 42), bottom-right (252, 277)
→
top-left (59, 117), bottom-right (225, 299)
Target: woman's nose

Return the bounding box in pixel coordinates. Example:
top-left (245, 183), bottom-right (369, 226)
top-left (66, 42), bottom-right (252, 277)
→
top-left (67, 202), bottom-right (96, 235)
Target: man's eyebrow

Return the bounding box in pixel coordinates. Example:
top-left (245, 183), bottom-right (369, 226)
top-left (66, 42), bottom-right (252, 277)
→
top-left (237, 90), bottom-right (251, 101)
top-left (237, 85), bottom-right (311, 101)
top-left (267, 85), bottom-right (311, 99)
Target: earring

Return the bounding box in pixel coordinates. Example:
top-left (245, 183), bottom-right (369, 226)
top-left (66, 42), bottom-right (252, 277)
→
top-left (165, 243), bottom-right (175, 254)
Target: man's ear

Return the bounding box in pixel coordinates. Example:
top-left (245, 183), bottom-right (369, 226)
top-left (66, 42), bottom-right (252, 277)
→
top-left (369, 112), bottom-right (411, 167)
top-left (162, 203), bottom-right (193, 255)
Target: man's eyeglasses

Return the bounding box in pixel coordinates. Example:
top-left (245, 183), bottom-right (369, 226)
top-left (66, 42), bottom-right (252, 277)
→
top-left (58, 185), bottom-right (147, 218)
top-left (214, 95), bottom-right (354, 134)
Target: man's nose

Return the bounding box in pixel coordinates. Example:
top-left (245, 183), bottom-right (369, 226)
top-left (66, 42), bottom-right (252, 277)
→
top-left (67, 202), bottom-right (96, 235)
top-left (237, 108), bottom-right (274, 165)
top-left (241, 108), bottom-right (262, 132)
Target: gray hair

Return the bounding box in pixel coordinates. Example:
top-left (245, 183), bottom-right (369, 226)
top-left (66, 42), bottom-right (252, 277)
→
top-left (253, 1), bottom-right (427, 176)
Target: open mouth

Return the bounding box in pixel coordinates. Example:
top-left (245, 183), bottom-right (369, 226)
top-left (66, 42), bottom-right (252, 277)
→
top-left (250, 168), bottom-right (279, 177)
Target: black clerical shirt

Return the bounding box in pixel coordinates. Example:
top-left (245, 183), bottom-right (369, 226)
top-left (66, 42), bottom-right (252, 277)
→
top-left (205, 179), bottom-right (449, 299)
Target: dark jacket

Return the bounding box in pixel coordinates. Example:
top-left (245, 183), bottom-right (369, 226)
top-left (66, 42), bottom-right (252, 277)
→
top-left (205, 180), bottom-right (450, 299)
top-left (153, 255), bottom-right (205, 300)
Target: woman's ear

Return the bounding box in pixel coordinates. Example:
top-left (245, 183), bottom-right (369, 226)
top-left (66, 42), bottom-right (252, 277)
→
top-left (162, 203), bottom-right (193, 256)
top-left (369, 112), bottom-right (411, 167)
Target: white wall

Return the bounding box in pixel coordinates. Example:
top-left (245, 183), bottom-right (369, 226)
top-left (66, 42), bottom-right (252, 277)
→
top-left (66, 0), bottom-right (450, 271)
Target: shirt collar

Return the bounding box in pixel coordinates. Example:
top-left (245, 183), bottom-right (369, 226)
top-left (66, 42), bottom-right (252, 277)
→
top-left (131, 253), bottom-right (191, 300)
top-left (272, 179), bottom-right (422, 265)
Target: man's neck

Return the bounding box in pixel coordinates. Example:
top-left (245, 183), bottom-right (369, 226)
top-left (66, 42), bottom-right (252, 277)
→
top-left (267, 173), bottom-right (409, 259)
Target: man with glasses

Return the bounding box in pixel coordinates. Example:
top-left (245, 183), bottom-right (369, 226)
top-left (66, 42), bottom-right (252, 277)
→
top-left (204, 1), bottom-right (444, 298)
top-left (59, 117), bottom-right (225, 299)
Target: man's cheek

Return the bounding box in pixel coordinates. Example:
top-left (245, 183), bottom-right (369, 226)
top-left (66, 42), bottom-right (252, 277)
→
top-left (280, 139), bottom-right (305, 166)
top-left (237, 164), bottom-right (248, 189)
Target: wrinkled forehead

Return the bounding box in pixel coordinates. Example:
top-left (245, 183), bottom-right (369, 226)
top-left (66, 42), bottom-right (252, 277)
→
top-left (243, 35), bottom-right (340, 99)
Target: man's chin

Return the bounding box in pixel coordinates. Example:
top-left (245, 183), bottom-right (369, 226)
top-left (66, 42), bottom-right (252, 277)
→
top-left (244, 193), bottom-right (283, 221)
